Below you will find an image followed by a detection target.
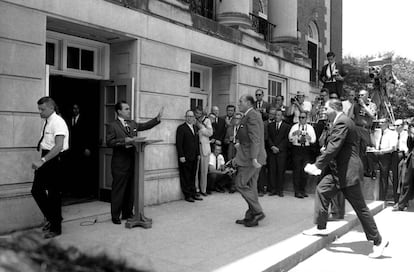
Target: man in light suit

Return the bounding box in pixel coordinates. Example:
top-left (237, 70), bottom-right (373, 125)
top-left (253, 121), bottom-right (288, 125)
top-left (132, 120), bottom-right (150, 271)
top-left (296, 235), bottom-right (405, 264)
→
top-left (233, 95), bottom-right (267, 227)
top-left (106, 101), bottom-right (162, 225)
top-left (303, 99), bottom-right (388, 259)
top-left (195, 107), bottom-right (213, 196)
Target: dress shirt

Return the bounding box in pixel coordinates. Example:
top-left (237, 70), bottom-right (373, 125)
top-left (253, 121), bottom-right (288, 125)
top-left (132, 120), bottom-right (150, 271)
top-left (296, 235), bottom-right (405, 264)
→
top-left (373, 128), bottom-right (398, 153)
top-left (39, 112), bottom-right (69, 151)
top-left (288, 123), bottom-right (316, 146)
top-left (397, 130), bottom-right (408, 153)
top-left (292, 101), bottom-right (312, 123)
top-left (209, 153), bottom-right (225, 170)
top-left (72, 114), bottom-right (80, 126)
top-left (186, 122), bottom-right (195, 135)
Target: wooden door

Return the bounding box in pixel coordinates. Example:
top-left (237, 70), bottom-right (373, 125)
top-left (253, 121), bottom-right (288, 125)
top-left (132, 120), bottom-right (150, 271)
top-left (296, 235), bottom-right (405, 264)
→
top-left (98, 78), bottom-right (134, 198)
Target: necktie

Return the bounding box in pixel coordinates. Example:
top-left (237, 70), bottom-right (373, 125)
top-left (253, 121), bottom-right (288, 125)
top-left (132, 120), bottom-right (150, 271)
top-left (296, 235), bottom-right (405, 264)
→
top-left (378, 130), bottom-right (383, 150)
top-left (124, 121), bottom-right (130, 134)
top-left (216, 155), bottom-right (219, 170)
top-left (397, 133), bottom-right (400, 151)
top-left (37, 120), bottom-right (48, 151)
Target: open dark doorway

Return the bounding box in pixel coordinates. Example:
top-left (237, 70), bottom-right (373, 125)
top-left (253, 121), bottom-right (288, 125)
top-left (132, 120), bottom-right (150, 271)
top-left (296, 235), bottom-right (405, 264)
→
top-left (49, 75), bottom-right (100, 205)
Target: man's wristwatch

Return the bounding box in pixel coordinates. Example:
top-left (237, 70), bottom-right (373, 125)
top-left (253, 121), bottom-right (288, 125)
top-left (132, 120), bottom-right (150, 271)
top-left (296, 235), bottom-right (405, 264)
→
top-left (41, 157), bottom-right (46, 163)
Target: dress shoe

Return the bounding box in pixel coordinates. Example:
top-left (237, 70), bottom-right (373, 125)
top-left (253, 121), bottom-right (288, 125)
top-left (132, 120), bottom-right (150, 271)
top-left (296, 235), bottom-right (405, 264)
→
top-left (121, 214), bottom-right (133, 220)
top-left (42, 221), bottom-right (51, 232)
top-left (278, 192), bottom-right (284, 197)
top-left (44, 230), bottom-right (61, 239)
top-left (268, 192), bottom-right (277, 196)
top-left (302, 226), bottom-right (329, 236)
top-left (235, 218), bottom-right (249, 225)
top-left (302, 192), bottom-right (309, 197)
top-left (369, 239), bottom-right (389, 258)
top-left (228, 187), bottom-right (236, 194)
top-left (295, 192), bottom-right (304, 198)
top-left (215, 187), bottom-right (225, 193)
top-left (112, 218), bottom-right (121, 224)
top-left (371, 171), bottom-right (377, 180)
top-left (185, 197), bottom-right (195, 202)
top-left (193, 195), bottom-right (203, 201)
top-left (392, 204), bottom-right (406, 211)
top-left (206, 190), bottom-right (212, 195)
top-left (258, 191), bottom-right (264, 197)
top-left (200, 192), bottom-right (208, 197)
top-left (243, 212), bottom-right (265, 227)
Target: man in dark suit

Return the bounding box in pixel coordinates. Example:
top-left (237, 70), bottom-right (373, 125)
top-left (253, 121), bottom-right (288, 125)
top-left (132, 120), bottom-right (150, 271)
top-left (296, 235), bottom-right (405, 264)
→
top-left (106, 101), bottom-right (162, 225)
top-left (319, 51), bottom-right (346, 98)
top-left (233, 95), bottom-right (267, 227)
top-left (210, 106), bottom-right (227, 146)
top-left (176, 110), bottom-right (203, 202)
top-left (67, 103), bottom-right (93, 197)
top-left (254, 89), bottom-right (271, 121)
top-left (303, 99), bottom-right (388, 259)
top-left (268, 109), bottom-right (291, 196)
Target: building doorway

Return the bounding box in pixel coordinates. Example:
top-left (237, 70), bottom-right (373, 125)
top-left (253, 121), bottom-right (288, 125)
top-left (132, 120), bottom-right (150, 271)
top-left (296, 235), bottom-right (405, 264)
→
top-left (49, 75), bottom-right (100, 205)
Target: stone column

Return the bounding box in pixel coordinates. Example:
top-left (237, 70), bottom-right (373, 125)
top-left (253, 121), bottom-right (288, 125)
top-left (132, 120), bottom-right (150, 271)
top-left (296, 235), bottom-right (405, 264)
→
top-left (216, 0), bottom-right (251, 29)
top-left (268, 0), bottom-right (298, 44)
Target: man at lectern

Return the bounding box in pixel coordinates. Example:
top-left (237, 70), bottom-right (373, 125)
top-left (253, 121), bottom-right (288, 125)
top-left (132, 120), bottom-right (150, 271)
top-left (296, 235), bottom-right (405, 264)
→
top-left (106, 101), bottom-right (163, 225)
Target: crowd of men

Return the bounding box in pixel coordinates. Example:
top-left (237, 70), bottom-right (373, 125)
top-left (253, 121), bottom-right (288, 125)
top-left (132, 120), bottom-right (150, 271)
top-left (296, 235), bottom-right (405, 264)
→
top-left (30, 52), bottom-right (413, 260)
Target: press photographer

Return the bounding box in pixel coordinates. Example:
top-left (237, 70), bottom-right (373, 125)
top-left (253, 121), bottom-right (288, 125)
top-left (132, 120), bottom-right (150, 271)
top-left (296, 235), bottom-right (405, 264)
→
top-left (288, 112), bottom-right (316, 198)
top-left (287, 91), bottom-right (312, 124)
top-left (319, 51), bottom-right (346, 98)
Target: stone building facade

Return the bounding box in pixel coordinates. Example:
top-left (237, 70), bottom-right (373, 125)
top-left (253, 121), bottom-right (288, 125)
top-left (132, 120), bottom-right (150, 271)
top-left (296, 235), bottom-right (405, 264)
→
top-left (0, 0), bottom-right (342, 233)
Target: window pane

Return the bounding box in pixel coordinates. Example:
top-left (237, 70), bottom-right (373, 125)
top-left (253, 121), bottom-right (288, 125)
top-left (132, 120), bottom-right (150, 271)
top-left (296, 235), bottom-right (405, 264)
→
top-left (46, 42), bottom-right (55, 66)
top-left (197, 99), bottom-right (203, 109)
top-left (272, 81), bottom-right (276, 96)
top-left (67, 46), bottom-right (80, 69)
top-left (81, 49), bottom-right (94, 71)
top-left (190, 72), bottom-right (193, 87)
top-left (117, 85), bottom-right (126, 102)
top-left (106, 106), bottom-right (115, 123)
top-left (193, 72), bottom-right (201, 88)
top-left (277, 82), bottom-right (282, 96)
top-left (105, 86), bottom-right (115, 104)
top-left (190, 98), bottom-right (197, 111)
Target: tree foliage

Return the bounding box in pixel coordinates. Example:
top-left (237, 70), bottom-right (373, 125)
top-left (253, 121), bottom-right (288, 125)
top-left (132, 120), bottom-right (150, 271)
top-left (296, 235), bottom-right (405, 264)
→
top-left (343, 53), bottom-right (414, 120)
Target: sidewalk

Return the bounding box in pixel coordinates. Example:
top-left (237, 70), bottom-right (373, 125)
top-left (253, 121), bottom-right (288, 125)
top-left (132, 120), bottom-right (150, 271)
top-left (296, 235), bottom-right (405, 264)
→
top-left (48, 192), bottom-right (383, 272)
top-left (290, 205), bottom-right (414, 271)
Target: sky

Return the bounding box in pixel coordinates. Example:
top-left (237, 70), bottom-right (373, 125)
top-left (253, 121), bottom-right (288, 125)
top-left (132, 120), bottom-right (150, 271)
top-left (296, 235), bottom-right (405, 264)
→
top-left (343, 0), bottom-right (414, 60)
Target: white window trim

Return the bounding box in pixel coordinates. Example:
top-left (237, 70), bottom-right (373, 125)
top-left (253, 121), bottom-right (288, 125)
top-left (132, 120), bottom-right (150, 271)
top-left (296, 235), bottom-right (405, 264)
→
top-left (190, 63), bottom-right (212, 95)
top-left (46, 30), bottom-right (109, 80)
top-left (268, 75), bottom-right (287, 104)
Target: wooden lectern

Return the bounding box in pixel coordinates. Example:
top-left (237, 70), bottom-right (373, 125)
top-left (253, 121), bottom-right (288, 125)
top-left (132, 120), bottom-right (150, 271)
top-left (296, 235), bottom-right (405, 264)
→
top-left (125, 137), bottom-right (162, 229)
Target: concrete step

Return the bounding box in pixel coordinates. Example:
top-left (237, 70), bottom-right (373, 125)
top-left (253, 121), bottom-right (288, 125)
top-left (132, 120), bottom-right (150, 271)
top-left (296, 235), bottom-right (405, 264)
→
top-left (214, 201), bottom-right (385, 272)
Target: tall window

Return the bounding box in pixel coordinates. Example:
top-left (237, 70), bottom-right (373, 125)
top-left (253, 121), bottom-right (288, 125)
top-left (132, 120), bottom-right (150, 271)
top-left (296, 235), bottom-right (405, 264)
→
top-left (307, 21), bottom-right (319, 84)
top-left (268, 77), bottom-right (286, 104)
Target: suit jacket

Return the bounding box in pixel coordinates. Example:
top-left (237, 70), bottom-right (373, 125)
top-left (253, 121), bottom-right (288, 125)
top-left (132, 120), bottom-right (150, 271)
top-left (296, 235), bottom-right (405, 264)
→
top-left (268, 121), bottom-right (291, 153)
top-left (319, 62), bottom-right (346, 83)
top-left (212, 116), bottom-right (226, 143)
top-left (176, 123), bottom-right (199, 161)
top-left (314, 113), bottom-right (363, 188)
top-left (69, 114), bottom-right (90, 152)
top-left (234, 108), bottom-right (267, 166)
top-left (106, 117), bottom-right (160, 173)
top-left (198, 117), bottom-right (213, 156)
top-left (254, 100), bottom-right (271, 121)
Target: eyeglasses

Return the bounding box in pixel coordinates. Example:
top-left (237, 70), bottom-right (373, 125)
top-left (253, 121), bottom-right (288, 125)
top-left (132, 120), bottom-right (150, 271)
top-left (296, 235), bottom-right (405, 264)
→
top-left (255, 94), bottom-right (263, 96)
top-left (358, 94), bottom-right (365, 97)
top-left (299, 116), bottom-right (306, 119)
top-left (186, 115), bottom-right (195, 118)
